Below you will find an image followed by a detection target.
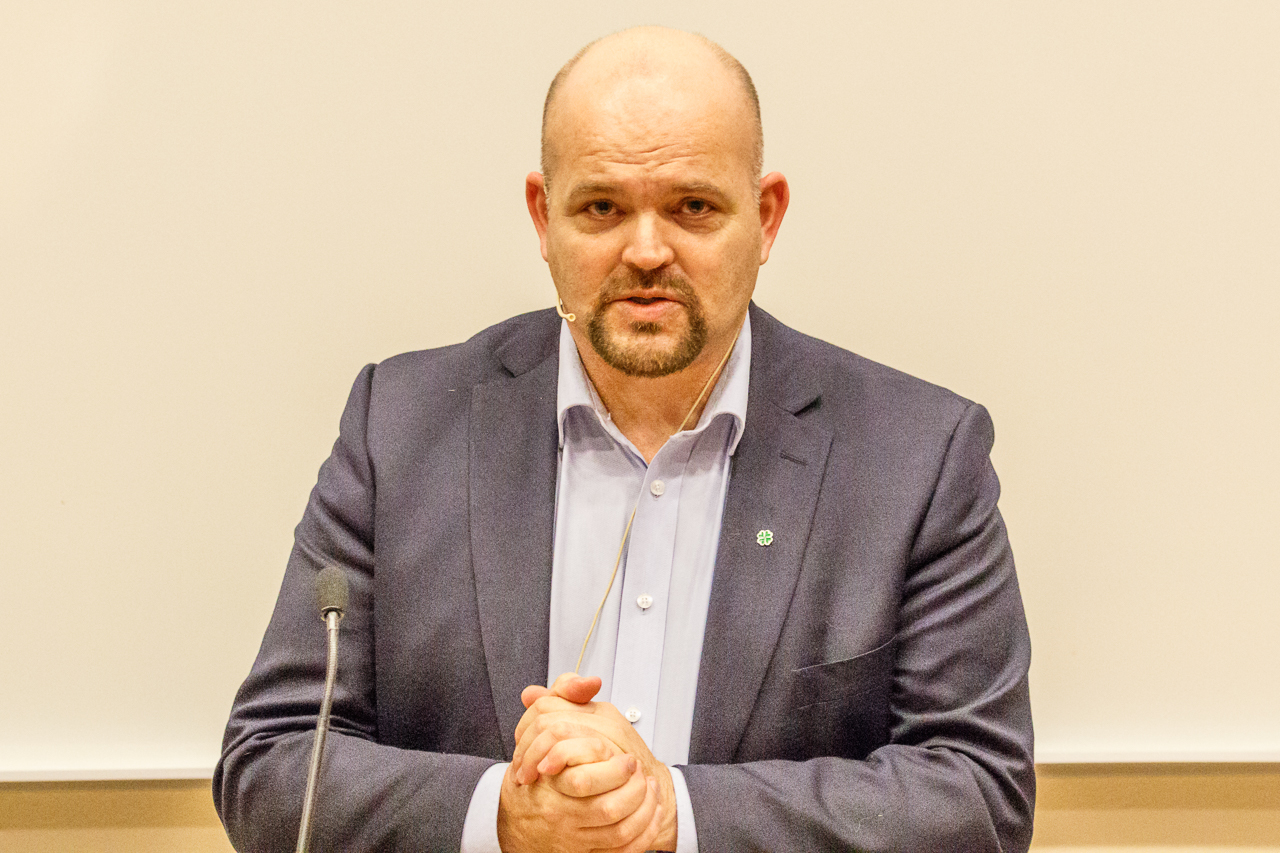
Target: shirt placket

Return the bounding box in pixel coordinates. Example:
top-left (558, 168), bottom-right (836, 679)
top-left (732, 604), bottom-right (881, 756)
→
top-left (609, 435), bottom-right (693, 747)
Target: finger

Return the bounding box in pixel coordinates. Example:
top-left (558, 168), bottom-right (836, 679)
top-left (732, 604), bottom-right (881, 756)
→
top-left (537, 702), bottom-right (657, 773)
top-left (515, 707), bottom-right (640, 781)
top-left (520, 683), bottom-right (552, 709)
top-left (514, 695), bottom-right (601, 749)
top-left (516, 721), bottom-right (617, 784)
top-left (512, 710), bottom-right (558, 777)
top-left (549, 671), bottom-right (603, 704)
top-left (513, 701), bottom-right (564, 770)
top-left (590, 778), bottom-right (662, 853)
top-left (537, 735), bottom-right (622, 778)
top-left (514, 695), bottom-right (574, 746)
top-left (514, 718), bottom-right (589, 783)
top-left (572, 765), bottom-right (649, 829)
top-left (541, 752), bottom-right (636, 798)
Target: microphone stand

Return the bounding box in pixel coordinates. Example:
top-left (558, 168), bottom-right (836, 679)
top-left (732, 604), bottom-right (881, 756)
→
top-left (297, 607), bottom-right (342, 853)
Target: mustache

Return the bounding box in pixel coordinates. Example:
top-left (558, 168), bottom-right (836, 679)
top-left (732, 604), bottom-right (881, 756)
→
top-left (597, 268), bottom-right (697, 302)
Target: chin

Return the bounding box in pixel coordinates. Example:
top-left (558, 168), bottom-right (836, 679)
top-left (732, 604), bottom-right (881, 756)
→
top-left (589, 319), bottom-right (706, 378)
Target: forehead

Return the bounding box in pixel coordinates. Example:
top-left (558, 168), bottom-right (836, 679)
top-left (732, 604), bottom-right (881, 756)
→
top-left (546, 46), bottom-right (756, 187)
top-left (555, 71), bottom-right (752, 185)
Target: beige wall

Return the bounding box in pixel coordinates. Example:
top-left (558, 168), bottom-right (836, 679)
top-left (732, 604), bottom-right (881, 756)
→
top-left (2, 6), bottom-right (1275, 850)
top-left (3, 0), bottom-right (1277, 798)
top-left (3, 765), bottom-right (1278, 851)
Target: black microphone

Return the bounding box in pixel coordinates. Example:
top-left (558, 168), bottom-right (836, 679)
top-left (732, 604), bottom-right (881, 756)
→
top-left (316, 564), bottom-right (349, 619)
top-left (297, 565), bottom-right (349, 853)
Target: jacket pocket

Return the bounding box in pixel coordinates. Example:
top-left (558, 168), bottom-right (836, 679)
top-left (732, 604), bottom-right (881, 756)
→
top-left (785, 636), bottom-right (896, 759)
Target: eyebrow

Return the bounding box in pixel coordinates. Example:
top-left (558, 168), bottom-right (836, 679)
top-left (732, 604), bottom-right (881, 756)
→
top-left (670, 183), bottom-right (730, 202)
top-left (562, 183), bottom-right (619, 205)
top-left (561, 181), bottom-right (733, 209)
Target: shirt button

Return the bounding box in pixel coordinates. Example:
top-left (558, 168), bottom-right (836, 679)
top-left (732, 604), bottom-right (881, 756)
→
top-left (625, 707), bottom-right (642, 723)
top-left (636, 594), bottom-right (653, 610)
top-left (649, 479), bottom-right (665, 496)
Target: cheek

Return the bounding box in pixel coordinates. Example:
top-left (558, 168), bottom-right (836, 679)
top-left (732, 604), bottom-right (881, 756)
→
top-left (689, 238), bottom-right (759, 294)
top-left (547, 244), bottom-right (611, 306)
top-left (545, 232), bottom-right (582, 278)
top-left (550, 232), bottom-right (618, 275)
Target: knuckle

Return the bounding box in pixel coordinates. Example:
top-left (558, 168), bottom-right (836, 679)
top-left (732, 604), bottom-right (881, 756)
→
top-left (562, 771), bottom-right (591, 797)
top-left (596, 796), bottom-right (626, 825)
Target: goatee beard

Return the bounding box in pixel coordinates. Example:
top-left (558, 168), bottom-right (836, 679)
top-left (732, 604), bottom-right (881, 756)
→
top-left (585, 271), bottom-right (708, 378)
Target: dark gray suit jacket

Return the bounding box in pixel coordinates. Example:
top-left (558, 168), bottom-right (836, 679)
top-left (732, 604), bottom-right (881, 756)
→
top-left (215, 304), bottom-right (1034, 852)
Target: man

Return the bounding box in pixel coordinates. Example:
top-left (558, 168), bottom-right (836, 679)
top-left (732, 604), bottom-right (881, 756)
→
top-left (216, 26), bottom-right (1034, 852)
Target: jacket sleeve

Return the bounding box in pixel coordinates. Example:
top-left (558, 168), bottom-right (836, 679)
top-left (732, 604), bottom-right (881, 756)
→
top-left (681, 402), bottom-right (1035, 852)
top-left (213, 364), bottom-right (498, 852)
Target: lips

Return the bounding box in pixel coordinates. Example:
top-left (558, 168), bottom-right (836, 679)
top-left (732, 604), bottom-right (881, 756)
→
top-left (612, 294), bottom-right (683, 321)
top-left (613, 291), bottom-right (684, 306)
top-left (597, 271), bottom-right (696, 319)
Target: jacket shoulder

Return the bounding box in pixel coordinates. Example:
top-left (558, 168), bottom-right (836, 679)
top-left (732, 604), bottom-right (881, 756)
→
top-left (752, 306), bottom-right (980, 438)
top-left (371, 307), bottom-right (560, 393)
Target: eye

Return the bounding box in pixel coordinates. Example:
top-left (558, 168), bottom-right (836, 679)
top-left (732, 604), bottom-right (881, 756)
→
top-left (586, 200), bottom-right (616, 216)
top-left (681, 198), bottom-right (713, 215)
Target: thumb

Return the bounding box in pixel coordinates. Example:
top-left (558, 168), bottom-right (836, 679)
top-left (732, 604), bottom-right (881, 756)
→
top-left (549, 671), bottom-right (602, 704)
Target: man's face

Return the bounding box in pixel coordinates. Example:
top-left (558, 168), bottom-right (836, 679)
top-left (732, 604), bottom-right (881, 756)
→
top-left (531, 69), bottom-right (770, 378)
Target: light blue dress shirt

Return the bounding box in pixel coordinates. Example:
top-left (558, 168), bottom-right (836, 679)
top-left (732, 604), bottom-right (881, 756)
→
top-left (460, 314), bottom-right (751, 852)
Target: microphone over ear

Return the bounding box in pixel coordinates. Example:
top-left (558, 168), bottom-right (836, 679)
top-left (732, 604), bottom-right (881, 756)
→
top-left (556, 298), bottom-right (576, 322)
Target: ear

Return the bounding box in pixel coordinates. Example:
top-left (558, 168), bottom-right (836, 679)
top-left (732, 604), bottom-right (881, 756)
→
top-left (526, 172), bottom-right (550, 262)
top-left (757, 171), bottom-right (790, 265)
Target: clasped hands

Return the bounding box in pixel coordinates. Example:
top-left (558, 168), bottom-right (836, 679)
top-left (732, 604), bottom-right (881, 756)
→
top-left (496, 672), bottom-right (678, 853)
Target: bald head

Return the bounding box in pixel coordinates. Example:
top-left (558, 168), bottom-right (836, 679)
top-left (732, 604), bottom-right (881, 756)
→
top-left (540, 27), bottom-right (763, 191)
top-left (524, 26), bottom-right (791, 387)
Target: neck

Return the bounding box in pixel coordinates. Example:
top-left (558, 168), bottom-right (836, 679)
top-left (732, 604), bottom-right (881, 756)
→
top-left (574, 328), bottom-right (740, 463)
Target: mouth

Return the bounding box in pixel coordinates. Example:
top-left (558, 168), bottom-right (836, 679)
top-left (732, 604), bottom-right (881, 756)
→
top-left (614, 291), bottom-right (684, 306)
top-left (610, 293), bottom-right (684, 323)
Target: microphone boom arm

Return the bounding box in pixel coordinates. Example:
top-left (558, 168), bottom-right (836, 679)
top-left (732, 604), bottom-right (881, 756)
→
top-left (297, 608), bottom-right (341, 853)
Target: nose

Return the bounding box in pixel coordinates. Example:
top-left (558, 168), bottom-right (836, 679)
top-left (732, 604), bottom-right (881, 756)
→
top-left (620, 212), bottom-right (675, 271)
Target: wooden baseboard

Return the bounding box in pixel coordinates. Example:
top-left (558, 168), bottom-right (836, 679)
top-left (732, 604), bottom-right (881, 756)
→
top-left (0, 779), bottom-right (233, 853)
top-left (1035, 763), bottom-right (1280, 848)
top-left (1, 764), bottom-right (1277, 851)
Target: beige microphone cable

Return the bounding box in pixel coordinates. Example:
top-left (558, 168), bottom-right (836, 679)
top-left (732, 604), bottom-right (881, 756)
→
top-left (572, 323), bottom-right (743, 674)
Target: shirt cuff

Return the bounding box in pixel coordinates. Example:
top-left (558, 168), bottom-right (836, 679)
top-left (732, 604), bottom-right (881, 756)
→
top-left (670, 766), bottom-right (699, 853)
top-left (459, 762), bottom-right (508, 853)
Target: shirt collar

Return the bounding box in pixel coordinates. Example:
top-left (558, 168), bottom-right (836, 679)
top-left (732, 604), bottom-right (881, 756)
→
top-left (556, 311), bottom-right (751, 455)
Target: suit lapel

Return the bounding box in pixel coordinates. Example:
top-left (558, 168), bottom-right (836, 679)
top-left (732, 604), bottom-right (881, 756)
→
top-left (690, 307), bottom-right (833, 764)
top-left (469, 318), bottom-right (560, 757)
top-left (465, 307), bottom-right (831, 762)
